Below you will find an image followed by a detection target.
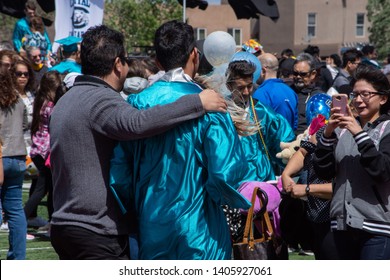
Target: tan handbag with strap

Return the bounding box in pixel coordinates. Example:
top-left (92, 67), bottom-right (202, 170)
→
top-left (232, 186), bottom-right (276, 260)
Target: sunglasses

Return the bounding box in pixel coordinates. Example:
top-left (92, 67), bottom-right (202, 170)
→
top-left (15, 71), bottom-right (29, 78)
top-left (293, 70), bottom-right (311, 77)
top-left (31, 54), bottom-right (42, 59)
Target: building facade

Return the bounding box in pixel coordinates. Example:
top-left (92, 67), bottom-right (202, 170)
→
top-left (186, 0), bottom-right (252, 49)
top-left (187, 0), bottom-right (370, 56)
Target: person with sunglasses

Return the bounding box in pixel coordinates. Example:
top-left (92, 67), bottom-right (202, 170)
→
top-left (11, 58), bottom-right (35, 144)
top-left (314, 64), bottom-right (390, 259)
top-left (10, 58), bottom-right (46, 233)
top-left (0, 67), bottom-right (28, 259)
top-left (11, 58), bottom-right (35, 128)
top-left (291, 52), bottom-right (323, 136)
top-left (26, 46), bottom-right (48, 91)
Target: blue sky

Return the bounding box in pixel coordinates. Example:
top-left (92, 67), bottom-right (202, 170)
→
top-left (207, 0), bottom-right (221, 5)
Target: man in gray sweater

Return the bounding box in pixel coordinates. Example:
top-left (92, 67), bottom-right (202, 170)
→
top-left (49, 25), bottom-right (227, 260)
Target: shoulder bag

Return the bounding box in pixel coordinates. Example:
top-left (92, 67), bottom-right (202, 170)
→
top-left (233, 187), bottom-right (278, 260)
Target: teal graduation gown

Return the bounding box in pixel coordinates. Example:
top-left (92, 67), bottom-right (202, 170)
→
top-left (110, 81), bottom-right (250, 260)
top-left (240, 101), bottom-right (295, 183)
top-left (50, 59), bottom-right (81, 74)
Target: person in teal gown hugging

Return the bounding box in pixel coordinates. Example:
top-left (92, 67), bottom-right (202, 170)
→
top-left (110, 20), bottom-right (250, 260)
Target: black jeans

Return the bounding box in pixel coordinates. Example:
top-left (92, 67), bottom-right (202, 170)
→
top-left (51, 224), bottom-right (130, 260)
top-left (24, 155), bottom-right (53, 220)
top-left (309, 221), bottom-right (338, 260)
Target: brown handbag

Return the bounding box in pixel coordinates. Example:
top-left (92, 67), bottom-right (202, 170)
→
top-left (233, 186), bottom-right (276, 260)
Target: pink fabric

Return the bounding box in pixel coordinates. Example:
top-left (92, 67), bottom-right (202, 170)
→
top-left (30, 101), bottom-right (54, 159)
top-left (45, 153), bottom-right (51, 168)
top-left (238, 181), bottom-right (282, 237)
top-left (309, 114), bottom-right (326, 136)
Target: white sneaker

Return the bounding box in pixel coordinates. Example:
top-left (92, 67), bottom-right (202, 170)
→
top-left (26, 233), bottom-right (35, 240)
top-left (27, 217), bottom-right (48, 228)
top-left (298, 249), bottom-right (315, 256)
top-left (0, 222), bottom-right (9, 232)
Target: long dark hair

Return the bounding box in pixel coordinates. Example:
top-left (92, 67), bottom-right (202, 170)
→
top-left (11, 57), bottom-right (35, 92)
top-left (0, 67), bottom-right (19, 108)
top-left (31, 71), bottom-right (64, 135)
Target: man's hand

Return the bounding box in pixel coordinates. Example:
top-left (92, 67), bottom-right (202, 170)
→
top-left (199, 89), bottom-right (227, 113)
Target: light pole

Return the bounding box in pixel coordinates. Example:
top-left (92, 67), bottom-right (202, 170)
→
top-left (182, 0), bottom-right (186, 22)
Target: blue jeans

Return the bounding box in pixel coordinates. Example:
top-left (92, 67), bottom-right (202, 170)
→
top-left (1, 157), bottom-right (27, 260)
top-left (334, 228), bottom-right (390, 260)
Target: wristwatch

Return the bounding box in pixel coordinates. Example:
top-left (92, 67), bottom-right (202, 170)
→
top-left (305, 184), bottom-right (310, 195)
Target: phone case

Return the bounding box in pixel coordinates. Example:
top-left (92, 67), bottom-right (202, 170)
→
top-left (332, 95), bottom-right (348, 115)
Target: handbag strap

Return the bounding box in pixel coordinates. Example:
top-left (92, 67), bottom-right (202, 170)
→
top-left (242, 187), bottom-right (258, 244)
top-left (242, 187), bottom-right (274, 248)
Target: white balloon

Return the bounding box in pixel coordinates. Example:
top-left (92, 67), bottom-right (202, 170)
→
top-left (203, 31), bottom-right (237, 67)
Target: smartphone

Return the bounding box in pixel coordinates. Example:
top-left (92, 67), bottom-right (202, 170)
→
top-left (332, 94), bottom-right (348, 116)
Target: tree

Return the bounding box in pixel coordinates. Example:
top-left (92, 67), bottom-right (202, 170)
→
top-left (0, 14), bottom-right (17, 46)
top-left (367, 0), bottom-right (390, 59)
top-left (104, 0), bottom-right (182, 54)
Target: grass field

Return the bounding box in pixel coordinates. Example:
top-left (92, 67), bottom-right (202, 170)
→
top-left (0, 186), bottom-right (58, 260)
top-left (0, 182), bottom-right (314, 260)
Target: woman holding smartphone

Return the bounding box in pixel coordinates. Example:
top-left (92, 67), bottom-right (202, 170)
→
top-left (313, 64), bottom-right (390, 259)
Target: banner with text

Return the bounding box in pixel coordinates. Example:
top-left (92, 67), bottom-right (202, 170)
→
top-left (54, 0), bottom-right (105, 51)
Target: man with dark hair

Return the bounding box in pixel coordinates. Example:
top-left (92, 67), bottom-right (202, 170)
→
top-left (281, 48), bottom-right (295, 59)
top-left (278, 57), bottom-right (295, 86)
top-left (110, 20), bottom-right (249, 260)
top-left (221, 59), bottom-right (293, 258)
top-left (12, 0), bottom-right (52, 56)
top-left (292, 52), bottom-right (322, 135)
top-left (49, 24), bottom-right (227, 260)
top-left (303, 45), bottom-right (333, 92)
top-left (332, 48), bottom-right (362, 93)
top-left (361, 44), bottom-right (381, 69)
top-left (226, 59), bottom-right (294, 183)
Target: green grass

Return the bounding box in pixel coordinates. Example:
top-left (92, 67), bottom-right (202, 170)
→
top-left (0, 181), bottom-right (314, 260)
top-left (0, 185), bottom-right (58, 260)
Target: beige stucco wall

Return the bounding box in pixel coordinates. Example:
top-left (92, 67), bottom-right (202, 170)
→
top-left (293, 0), bottom-right (369, 45)
top-left (260, 0), bottom-right (369, 56)
top-left (186, 5), bottom-right (251, 46)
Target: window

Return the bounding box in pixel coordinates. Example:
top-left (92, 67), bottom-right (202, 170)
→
top-left (227, 28), bottom-right (242, 46)
top-left (307, 13), bottom-right (316, 38)
top-left (195, 28), bottom-right (207, 40)
top-left (356, 13), bottom-right (365, 36)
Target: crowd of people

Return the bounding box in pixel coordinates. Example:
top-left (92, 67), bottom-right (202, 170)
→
top-left (1, 0), bottom-right (390, 261)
